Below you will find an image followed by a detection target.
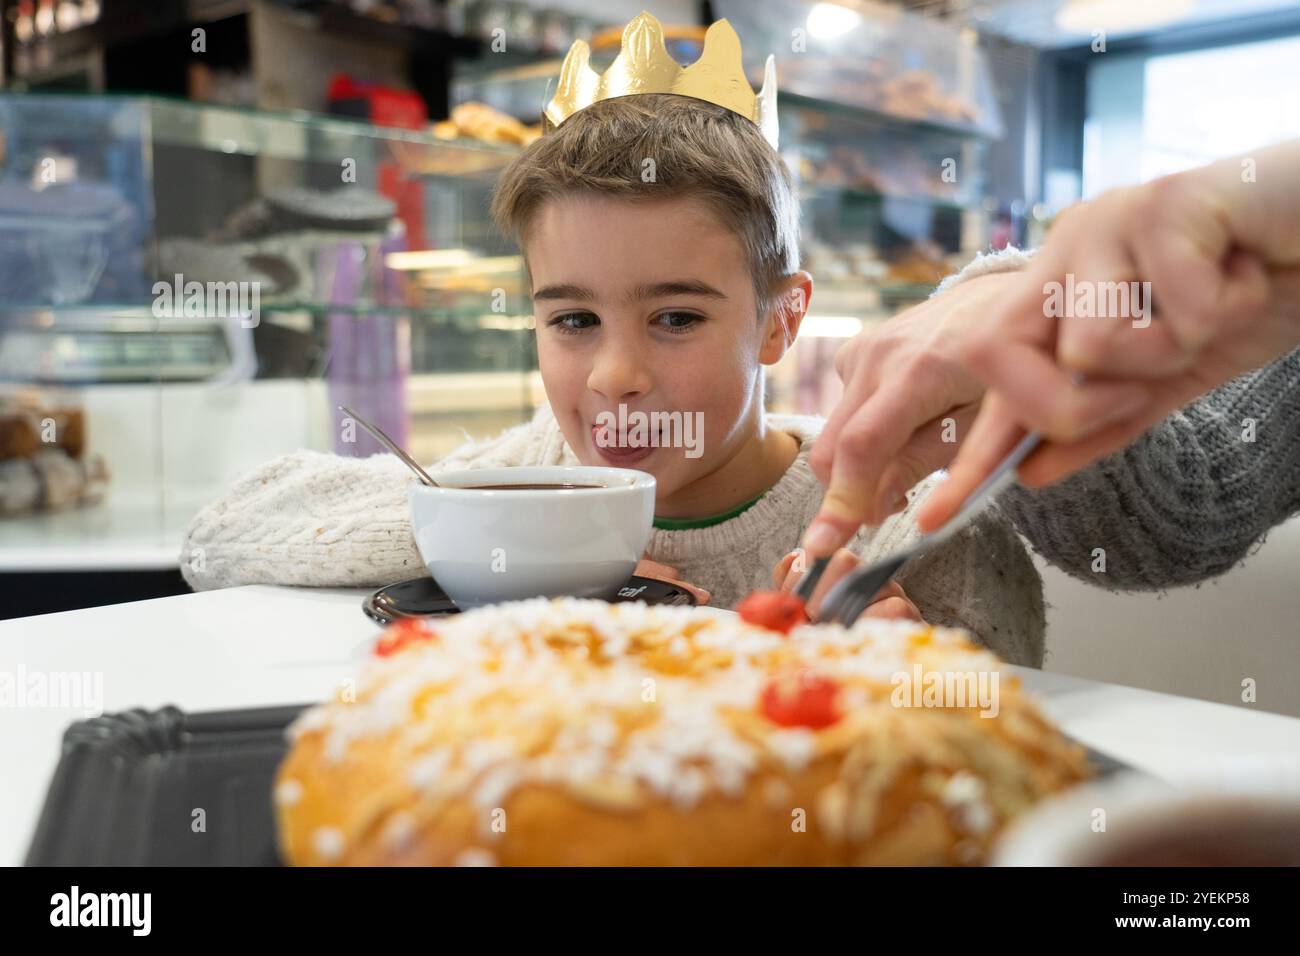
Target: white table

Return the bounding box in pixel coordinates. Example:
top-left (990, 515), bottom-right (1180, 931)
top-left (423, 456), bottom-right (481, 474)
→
top-left (3, 585), bottom-right (1299, 866)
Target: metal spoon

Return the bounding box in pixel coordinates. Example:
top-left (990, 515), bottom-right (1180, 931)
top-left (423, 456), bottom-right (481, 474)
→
top-left (338, 405), bottom-right (439, 487)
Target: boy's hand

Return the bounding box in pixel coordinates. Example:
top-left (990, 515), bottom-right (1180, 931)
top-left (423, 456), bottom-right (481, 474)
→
top-left (635, 558), bottom-right (711, 605)
top-left (773, 549), bottom-right (922, 622)
top-left (802, 270), bottom-right (1021, 557)
top-left (919, 140), bottom-right (1300, 531)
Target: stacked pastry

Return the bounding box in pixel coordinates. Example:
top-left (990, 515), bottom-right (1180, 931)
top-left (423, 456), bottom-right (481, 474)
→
top-left (275, 599), bottom-right (1090, 866)
top-left (432, 102), bottom-right (543, 147)
top-left (0, 397), bottom-right (108, 516)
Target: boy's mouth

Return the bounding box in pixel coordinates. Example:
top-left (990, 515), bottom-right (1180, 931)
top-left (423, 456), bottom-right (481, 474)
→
top-left (590, 422), bottom-right (658, 465)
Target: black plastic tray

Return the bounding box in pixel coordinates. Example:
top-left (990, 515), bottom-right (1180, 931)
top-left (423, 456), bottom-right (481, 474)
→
top-left (26, 704), bottom-right (1132, 866)
top-left (26, 703), bottom-right (309, 866)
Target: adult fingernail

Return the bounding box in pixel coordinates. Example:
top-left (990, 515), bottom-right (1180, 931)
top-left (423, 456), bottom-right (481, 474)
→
top-left (802, 522), bottom-right (836, 555)
top-left (1060, 339), bottom-right (1100, 371)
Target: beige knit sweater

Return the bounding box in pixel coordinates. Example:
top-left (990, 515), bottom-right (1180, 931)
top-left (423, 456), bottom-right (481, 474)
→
top-left (179, 406), bottom-right (1046, 665)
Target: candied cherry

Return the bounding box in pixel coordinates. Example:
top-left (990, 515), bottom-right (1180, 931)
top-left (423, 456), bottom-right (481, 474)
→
top-left (736, 589), bottom-right (809, 635)
top-left (760, 669), bottom-right (842, 729)
top-left (374, 617), bottom-right (437, 657)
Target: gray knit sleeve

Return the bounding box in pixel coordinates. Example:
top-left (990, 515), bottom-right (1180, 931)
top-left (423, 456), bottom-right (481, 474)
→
top-left (997, 346), bottom-right (1300, 591)
top-left (894, 508), bottom-right (1046, 668)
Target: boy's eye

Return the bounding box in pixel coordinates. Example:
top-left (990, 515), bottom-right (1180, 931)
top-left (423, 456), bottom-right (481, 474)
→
top-left (654, 311), bottom-right (703, 334)
top-left (548, 312), bottom-right (599, 334)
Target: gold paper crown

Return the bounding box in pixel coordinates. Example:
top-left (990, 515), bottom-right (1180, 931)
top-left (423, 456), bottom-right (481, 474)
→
top-left (544, 12), bottom-right (779, 148)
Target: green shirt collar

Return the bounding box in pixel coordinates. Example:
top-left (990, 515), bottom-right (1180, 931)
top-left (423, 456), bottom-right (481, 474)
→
top-left (652, 491), bottom-right (767, 531)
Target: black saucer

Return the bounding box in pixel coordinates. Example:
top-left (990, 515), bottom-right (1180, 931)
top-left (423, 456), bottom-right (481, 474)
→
top-left (362, 575), bottom-right (698, 625)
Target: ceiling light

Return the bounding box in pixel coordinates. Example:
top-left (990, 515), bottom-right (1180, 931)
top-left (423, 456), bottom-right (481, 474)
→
top-left (806, 3), bottom-right (862, 41)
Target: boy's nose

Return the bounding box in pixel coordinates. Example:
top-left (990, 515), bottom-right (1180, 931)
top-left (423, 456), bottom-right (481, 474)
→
top-left (587, 342), bottom-right (652, 401)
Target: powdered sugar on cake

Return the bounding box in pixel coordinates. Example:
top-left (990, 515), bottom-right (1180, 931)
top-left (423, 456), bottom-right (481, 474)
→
top-left (284, 598), bottom-right (1043, 863)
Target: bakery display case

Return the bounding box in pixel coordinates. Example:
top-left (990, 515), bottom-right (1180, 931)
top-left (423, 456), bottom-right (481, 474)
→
top-left (713, 0), bottom-right (1000, 417)
top-left (453, 0), bottom-right (1000, 417)
top-left (0, 4), bottom-right (1001, 570)
top-left (0, 93), bottom-right (538, 571)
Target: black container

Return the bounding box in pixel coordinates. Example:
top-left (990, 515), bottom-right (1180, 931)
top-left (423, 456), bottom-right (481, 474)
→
top-left (26, 702), bottom-right (1132, 866)
top-left (26, 703), bottom-right (306, 866)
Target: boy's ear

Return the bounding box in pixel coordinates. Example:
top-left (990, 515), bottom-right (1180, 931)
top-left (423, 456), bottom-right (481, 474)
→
top-left (758, 271), bottom-right (814, 365)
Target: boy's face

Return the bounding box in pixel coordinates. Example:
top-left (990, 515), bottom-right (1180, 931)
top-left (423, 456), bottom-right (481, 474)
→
top-left (527, 194), bottom-right (800, 503)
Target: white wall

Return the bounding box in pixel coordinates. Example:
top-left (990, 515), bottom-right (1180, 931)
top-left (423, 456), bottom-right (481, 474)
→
top-left (1040, 517), bottom-right (1300, 718)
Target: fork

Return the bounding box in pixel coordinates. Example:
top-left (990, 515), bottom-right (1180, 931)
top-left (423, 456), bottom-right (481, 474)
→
top-left (815, 431), bottom-right (1043, 627)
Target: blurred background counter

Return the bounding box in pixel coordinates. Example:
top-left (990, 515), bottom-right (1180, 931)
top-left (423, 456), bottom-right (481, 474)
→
top-left (2, 0), bottom-right (1300, 720)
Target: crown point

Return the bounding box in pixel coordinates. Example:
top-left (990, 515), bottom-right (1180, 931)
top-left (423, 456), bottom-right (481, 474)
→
top-left (697, 18), bottom-right (744, 67)
top-left (759, 54), bottom-right (777, 100)
top-left (547, 38), bottom-right (599, 128)
top-left (705, 18), bottom-right (741, 44)
top-left (679, 17), bottom-right (754, 127)
top-left (542, 13), bottom-right (780, 147)
top-left (759, 55), bottom-right (779, 149)
top-left (609, 10), bottom-right (678, 97)
top-left (623, 11), bottom-right (665, 48)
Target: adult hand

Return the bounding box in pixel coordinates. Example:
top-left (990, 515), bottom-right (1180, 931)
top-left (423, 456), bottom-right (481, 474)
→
top-left (772, 548), bottom-right (922, 622)
top-left (801, 269), bottom-right (1023, 558)
top-left (919, 140), bottom-right (1300, 531)
top-left (636, 557), bottom-right (711, 605)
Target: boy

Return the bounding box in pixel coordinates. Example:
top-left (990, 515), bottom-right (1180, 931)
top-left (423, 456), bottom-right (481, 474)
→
top-left (181, 14), bottom-right (1045, 665)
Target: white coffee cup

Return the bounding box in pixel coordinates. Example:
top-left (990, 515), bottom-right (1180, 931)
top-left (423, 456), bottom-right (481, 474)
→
top-left (993, 771), bottom-right (1300, 866)
top-left (408, 465), bottom-right (656, 608)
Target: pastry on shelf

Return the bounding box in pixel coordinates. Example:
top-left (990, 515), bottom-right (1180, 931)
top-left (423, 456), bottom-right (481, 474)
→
top-left (0, 408), bottom-right (39, 461)
top-left (843, 243), bottom-right (890, 282)
top-left (805, 245), bottom-right (852, 281)
top-left (886, 242), bottom-right (955, 288)
top-left (32, 447), bottom-right (84, 511)
top-left (0, 448), bottom-right (109, 516)
top-left (802, 241), bottom-right (888, 286)
top-left (877, 69), bottom-right (980, 127)
top-left (52, 408), bottom-right (84, 459)
top-left (433, 102), bottom-right (542, 147)
top-left (0, 458), bottom-right (40, 515)
top-left (0, 402), bottom-right (84, 460)
top-left (276, 598), bottom-right (1092, 866)
top-left (0, 399), bottom-right (109, 517)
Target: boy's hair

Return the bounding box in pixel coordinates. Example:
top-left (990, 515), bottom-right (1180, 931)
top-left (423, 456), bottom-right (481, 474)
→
top-left (491, 93), bottom-right (800, 318)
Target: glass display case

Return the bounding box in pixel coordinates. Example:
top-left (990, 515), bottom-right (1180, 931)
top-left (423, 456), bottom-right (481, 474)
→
top-left (0, 93), bottom-right (539, 571)
top-left (452, 0), bottom-right (1000, 417)
top-left (0, 0), bottom-right (1002, 572)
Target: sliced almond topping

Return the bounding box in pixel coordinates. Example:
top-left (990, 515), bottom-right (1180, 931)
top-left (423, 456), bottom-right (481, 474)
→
top-left (565, 776), bottom-right (645, 812)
